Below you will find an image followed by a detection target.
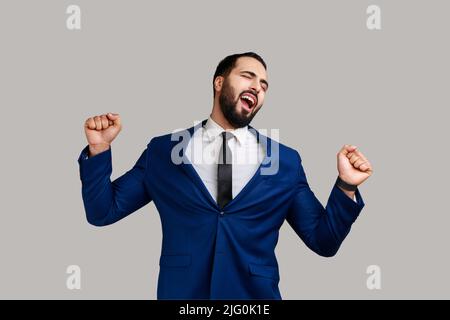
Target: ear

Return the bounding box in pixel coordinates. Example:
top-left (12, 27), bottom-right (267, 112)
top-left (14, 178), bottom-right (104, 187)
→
top-left (214, 76), bottom-right (224, 93)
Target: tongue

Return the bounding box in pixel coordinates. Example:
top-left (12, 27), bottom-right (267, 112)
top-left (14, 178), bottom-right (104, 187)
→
top-left (240, 97), bottom-right (251, 109)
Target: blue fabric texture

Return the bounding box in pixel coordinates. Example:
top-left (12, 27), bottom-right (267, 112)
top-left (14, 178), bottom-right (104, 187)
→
top-left (78, 120), bottom-right (365, 299)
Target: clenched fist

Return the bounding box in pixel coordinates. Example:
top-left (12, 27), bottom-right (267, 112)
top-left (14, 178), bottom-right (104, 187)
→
top-left (337, 145), bottom-right (373, 186)
top-left (84, 113), bottom-right (122, 156)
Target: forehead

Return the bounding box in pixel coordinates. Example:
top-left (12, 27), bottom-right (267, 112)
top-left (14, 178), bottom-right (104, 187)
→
top-left (233, 57), bottom-right (268, 79)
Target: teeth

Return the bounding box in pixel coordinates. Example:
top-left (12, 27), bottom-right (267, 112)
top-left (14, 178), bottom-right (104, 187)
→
top-left (241, 94), bottom-right (255, 106)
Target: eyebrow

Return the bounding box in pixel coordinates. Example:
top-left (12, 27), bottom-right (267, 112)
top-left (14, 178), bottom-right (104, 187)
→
top-left (240, 70), bottom-right (269, 89)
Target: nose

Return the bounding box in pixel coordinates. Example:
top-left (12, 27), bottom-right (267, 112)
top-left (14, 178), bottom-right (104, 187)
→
top-left (249, 78), bottom-right (261, 94)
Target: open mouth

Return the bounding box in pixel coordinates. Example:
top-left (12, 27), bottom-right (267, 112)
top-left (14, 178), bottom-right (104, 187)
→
top-left (240, 93), bottom-right (257, 112)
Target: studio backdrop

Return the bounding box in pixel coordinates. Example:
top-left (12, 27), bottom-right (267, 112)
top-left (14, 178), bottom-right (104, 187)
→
top-left (0, 0), bottom-right (448, 299)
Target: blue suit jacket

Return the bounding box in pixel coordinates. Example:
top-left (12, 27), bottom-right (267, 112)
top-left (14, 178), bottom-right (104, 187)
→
top-left (78, 120), bottom-right (365, 299)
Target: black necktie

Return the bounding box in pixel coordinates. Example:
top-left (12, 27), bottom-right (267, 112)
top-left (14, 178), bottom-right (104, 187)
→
top-left (217, 131), bottom-right (233, 209)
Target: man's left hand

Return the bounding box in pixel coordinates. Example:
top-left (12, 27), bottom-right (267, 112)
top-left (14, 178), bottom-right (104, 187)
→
top-left (337, 145), bottom-right (373, 186)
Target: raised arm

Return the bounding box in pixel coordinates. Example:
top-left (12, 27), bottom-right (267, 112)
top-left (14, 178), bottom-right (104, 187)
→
top-left (78, 113), bottom-right (152, 226)
top-left (286, 146), bottom-right (372, 257)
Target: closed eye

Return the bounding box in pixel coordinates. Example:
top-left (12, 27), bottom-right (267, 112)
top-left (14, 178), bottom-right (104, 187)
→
top-left (240, 71), bottom-right (269, 92)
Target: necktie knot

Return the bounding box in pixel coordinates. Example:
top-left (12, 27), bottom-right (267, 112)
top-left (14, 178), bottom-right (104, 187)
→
top-left (222, 131), bottom-right (234, 141)
top-left (219, 131), bottom-right (233, 165)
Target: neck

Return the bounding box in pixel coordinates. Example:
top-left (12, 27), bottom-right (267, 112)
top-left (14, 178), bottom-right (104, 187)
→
top-left (210, 99), bottom-right (236, 130)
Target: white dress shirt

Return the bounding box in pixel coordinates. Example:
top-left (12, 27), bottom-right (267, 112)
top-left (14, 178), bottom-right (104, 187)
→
top-left (184, 116), bottom-right (357, 203)
top-left (185, 117), bottom-right (265, 202)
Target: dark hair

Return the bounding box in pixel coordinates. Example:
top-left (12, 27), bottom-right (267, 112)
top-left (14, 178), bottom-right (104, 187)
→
top-left (213, 52), bottom-right (267, 97)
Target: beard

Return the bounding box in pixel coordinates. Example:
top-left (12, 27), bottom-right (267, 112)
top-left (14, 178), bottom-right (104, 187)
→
top-left (218, 79), bottom-right (260, 128)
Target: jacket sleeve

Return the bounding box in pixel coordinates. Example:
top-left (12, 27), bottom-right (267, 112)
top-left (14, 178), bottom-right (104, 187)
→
top-left (78, 145), bottom-right (152, 226)
top-left (286, 151), bottom-right (365, 257)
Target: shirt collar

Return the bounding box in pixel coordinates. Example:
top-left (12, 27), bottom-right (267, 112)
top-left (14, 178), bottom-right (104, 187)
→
top-left (204, 116), bottom-right (248, 145)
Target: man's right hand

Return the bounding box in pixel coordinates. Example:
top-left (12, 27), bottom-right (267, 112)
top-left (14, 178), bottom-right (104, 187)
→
top-left (84, 113), bottom-right (122, 157)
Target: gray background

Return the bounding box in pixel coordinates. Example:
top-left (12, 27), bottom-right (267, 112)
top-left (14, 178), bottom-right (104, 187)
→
top-left (0, 0), bottom-right (448, 299)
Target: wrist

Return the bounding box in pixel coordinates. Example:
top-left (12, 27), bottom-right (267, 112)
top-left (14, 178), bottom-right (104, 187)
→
top-left (88, 143), bottom-right (110, 157)
top-left (336, 176), bottom-right (357, 192)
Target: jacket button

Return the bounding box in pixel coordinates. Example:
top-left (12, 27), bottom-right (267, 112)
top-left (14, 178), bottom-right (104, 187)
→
top-left (219, 211), bottom-right (225, 216)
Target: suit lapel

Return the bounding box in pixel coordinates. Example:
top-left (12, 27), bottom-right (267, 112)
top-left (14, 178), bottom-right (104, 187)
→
top-left (173, 120), bottom-right (274, 211)
top-left (176, 120), bottom-right (220, 209)
top-left (222, 125), bottom-right (273, 209)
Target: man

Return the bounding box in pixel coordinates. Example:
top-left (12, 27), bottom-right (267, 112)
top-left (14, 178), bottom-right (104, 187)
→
top-left (78, 52), bottom-right (373, 299)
